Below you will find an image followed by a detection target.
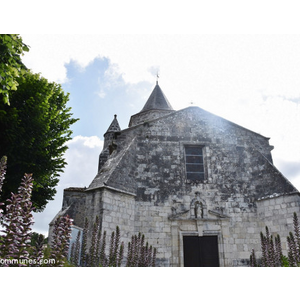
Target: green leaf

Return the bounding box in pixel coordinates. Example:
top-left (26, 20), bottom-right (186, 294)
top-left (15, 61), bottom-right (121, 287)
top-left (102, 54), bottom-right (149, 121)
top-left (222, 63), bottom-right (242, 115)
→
top-left (0, 34), bottom-right (29, 105)
top-left (0, 70), bottom-right (78, 210)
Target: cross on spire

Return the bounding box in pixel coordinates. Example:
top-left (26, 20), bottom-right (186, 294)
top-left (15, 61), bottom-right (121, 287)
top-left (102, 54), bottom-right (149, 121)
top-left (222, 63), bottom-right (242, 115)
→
top-left (156, 72), bottom-right (159, 85)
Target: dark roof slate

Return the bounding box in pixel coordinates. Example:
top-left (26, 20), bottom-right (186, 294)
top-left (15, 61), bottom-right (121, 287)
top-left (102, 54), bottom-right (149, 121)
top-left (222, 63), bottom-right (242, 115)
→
top-left (105, 114), bottom-right (121, 134)
top-left (140, 83), bottom-right (174, 112)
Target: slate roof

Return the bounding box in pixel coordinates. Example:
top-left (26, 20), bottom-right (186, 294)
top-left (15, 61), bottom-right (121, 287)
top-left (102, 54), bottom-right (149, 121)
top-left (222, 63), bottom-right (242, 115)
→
top-left (140, 83), bottom-right (174, 112)
top-left (87, 104), bottom-right (298, 198)
top-left (87, 83), bottom-right (298, 198)
top-left (87, 136), bottom-right (137, 193)
top-left (105, 114), bottom-right (121, 134)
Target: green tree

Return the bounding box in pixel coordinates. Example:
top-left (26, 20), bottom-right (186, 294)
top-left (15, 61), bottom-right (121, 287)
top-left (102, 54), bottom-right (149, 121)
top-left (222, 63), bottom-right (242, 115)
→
top-left (0, 34), bottom-right (29, 105)
top-left (30, 232), bottom-right (47, 247)
top-left (0, 71), bottom-right (78, 211)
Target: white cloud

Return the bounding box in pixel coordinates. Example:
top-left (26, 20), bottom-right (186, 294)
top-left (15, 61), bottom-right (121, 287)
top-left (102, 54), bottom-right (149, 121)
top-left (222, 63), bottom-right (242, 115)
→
top-left (148, 65), bottom-right (160, 78)
top-left (21, 35), bottom-right (300, 104)
top-left (97, 89), bottom-right (106, 99)
top-left (67, 135), bottom-right (103, 149)
top-left (62, 136), bottom-right (103, 187)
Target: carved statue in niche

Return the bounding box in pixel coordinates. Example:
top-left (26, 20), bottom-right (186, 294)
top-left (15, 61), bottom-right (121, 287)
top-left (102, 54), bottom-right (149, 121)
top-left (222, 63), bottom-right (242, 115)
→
top-left (190, 192), bottom-right (207, 219)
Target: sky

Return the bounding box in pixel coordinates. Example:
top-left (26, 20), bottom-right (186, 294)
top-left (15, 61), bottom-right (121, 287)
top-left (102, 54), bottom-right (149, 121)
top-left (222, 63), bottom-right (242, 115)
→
top-left (2, 1), bottom-right (300, 294)
top-left (18, 34), bottom-right (300, 236)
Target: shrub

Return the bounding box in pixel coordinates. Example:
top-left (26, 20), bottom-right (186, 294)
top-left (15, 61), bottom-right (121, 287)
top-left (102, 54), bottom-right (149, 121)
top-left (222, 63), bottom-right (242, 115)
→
top-left (70, 217), bottom-right (156, 267)
top-left (250, 212), bottom-right (300, 267)
top-left (0, 172), bottom-right (34, 266)
top-left (49, 215), bottom-right (73, 266)
top-left (0, 156), bottom-right (72, 267)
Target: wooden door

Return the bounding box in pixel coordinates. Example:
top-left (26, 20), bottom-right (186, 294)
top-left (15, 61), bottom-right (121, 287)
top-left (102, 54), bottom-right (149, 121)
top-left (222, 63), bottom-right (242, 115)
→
top-left (183, 235), bottom-right (219, 267)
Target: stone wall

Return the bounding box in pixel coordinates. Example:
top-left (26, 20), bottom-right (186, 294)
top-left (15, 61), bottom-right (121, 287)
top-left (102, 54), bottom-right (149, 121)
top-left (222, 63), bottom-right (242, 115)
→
top-left (99, 187), bottom-right (136, 246)
top-left (62, 188), bottom-right (87, 228)
top-left (129, 109), bottom-right (173, 127)
top-left (51, 105), bottom-right (300, 267)
top-left (222, 193), bottom-right (300, 266)
top-left (256, 193), bottom-right (300, 253)
top-left (108, 107), bottom-right (295, 208)
top-left (134, 201), bottom-right (172, 266)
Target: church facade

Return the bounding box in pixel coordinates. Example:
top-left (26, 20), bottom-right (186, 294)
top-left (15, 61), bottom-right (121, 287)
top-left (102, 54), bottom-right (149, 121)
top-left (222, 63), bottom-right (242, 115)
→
top-left (50, 83), bottom-right (300, 266)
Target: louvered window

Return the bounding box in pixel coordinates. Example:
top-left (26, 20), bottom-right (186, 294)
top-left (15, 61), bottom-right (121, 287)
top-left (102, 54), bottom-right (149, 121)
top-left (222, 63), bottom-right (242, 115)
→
top-left (185, 146), bottom-right (204, 181)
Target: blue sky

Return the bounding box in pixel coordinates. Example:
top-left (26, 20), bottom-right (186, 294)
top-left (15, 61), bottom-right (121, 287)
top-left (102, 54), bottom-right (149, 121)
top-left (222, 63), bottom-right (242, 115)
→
top-left (30, 56), bottom-right (155, 235)
top-left (17, 34), bottom-right (300, 237)
top-left (63, 57), bottom-right (153, 137)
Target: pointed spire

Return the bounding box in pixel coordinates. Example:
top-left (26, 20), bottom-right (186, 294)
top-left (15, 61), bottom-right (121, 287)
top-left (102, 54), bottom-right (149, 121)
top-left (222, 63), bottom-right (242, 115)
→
top-left (140, 84), bottom-right (173, 112)
top-left (99, 115), bottom-right (121, 171)
top-left (128, 83), bottom-right (174, 127)
top-left (105, 114), bottom-right (121, 134)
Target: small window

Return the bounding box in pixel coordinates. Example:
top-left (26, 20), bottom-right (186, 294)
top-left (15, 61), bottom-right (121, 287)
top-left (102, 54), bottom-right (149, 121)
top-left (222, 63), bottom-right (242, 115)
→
top-left (185, 146), bottom-right (204, 181)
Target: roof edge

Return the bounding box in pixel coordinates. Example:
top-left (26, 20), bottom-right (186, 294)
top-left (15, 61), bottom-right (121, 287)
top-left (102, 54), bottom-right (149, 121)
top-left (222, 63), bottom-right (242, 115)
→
top-left (123, 106), bottom-right (271, 140)
top-left (85, 185), bottom-right (137, 196)
top-left (181, 106), bottom-right (272, 140)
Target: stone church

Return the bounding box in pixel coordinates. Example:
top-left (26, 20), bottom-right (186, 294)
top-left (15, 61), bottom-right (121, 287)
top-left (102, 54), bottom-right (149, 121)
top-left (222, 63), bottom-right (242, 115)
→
top-left (50, 82), bottom-right (300, 267)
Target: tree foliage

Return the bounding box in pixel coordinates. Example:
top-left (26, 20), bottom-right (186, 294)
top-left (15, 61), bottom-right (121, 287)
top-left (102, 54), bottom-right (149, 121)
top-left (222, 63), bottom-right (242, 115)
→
top-left (0, 34), bottom-right (29, 105)
top-left (0, 71), bottom-right (78, 211)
